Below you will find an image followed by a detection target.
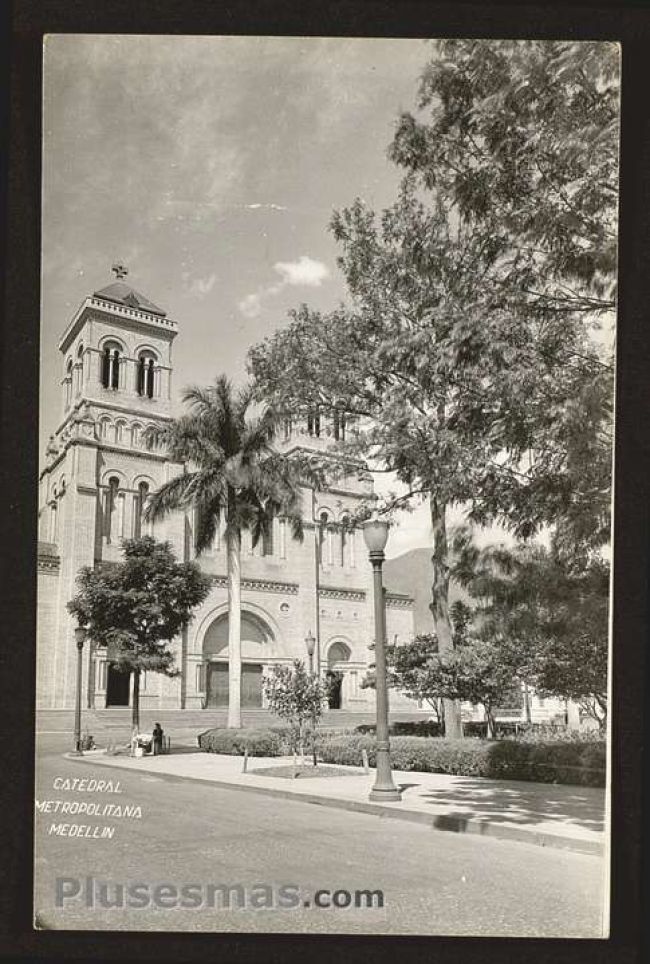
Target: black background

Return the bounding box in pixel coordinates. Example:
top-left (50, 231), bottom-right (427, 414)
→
top-left (1, 2), bottom-right (648, 963)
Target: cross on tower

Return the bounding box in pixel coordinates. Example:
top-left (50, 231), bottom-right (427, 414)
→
top-left (111, 262), bottom-right (128, 280)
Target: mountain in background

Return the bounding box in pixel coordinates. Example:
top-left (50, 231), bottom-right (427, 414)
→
top-left (384, 547), bottom-right (469, 637)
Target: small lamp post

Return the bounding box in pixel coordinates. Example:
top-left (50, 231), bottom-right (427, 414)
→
top-left (305, 630), bottom-right (316, 677)
top-left (73, 625), bottom-right (86, 755)
top-left (362, 513), bottom-right (402, 802)
top-left (305, 630), bottom-right (318, 767)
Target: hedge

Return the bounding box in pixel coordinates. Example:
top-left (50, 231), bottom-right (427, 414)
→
top-left (197, 725), bottom-right (352, 756)
top-left (197, 728), bottom-right (605, 786)
top-left (198, 727), bottom-right (287, 756)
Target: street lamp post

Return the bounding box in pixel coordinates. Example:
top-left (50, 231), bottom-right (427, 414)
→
top-left (73, 625), bottom-right (86, 755)
top-left (305, 630), bottom-right (317, 766)
top-left (362, 514), bottom-right (402, 802)
top-left (305, 630), bottom-right (316, 677)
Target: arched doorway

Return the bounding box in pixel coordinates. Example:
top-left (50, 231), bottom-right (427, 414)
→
top-left (202, 611), bottom-right (274, 708)
top-left (326, 640), bottom-right (351, 710)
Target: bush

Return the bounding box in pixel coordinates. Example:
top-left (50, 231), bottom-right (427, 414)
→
top-left (320, 734), bottom-right (493, 776)
top-left (356, 721), bottom-right (443, 737)
top-left (485, 739), bottom-right (606, 786)
top-left (198, 727), bottom-right (287, 756)
top-left (198, 727), bottom-right (606, 786)
top-left (319, 733), bottom-right (605, 786)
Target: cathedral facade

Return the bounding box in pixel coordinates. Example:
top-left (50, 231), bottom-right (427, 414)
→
top-left (37, 274), bottom-right (416, 715)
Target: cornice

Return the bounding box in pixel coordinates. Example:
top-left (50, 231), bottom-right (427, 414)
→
top-left (319, 585), bottom-right (366, 602)
top-left (210, 574), bottom-right (299, 596)
top-left (385, 593), bottom-right (414, 609)
top-left (59, 298), bottom-right (178, 354)
top-left (38, 558), bottom-right (60, 573)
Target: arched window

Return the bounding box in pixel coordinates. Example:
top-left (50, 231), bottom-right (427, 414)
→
top-left (131, 423), bottom-right (141, 447)
top-left (307, 408), bottom-right (321, 437)
top-left (75, 344), bottom-right (84, 396)
top-left (144, 427), bottom-right (156, 451)
top-left (50, 502), bottom-right (58, 542)
top-left (262, 508), bottom-right (274, 556)
top-left (137, 351), bottom-right (157, 398)
top-left (115, 421), bottom-right (126, 444)
top-left (98, 417), bottom-right (111, 441)
top-left (104, 476), bottom-right (120, 543)
top-left (333, 410), bottom-right (346, 441)
top-left (282, 417), bottom-right (292, 441)
top-left (340, 515), bottom-right (351, 567)
top-left (319, 510), bottom-right (333, 566)
top-left (101, 342), bottom-right (122, 390)
top-left (64, 359), bottom-right (73, 409)
top-left (133, 481), bottom-right (150, 539)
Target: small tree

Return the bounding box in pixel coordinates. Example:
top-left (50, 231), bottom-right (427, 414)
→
top-left (383, 633), bottom-right (518, 739)
top-left (444, 641), bottom-right (521, 739)
top-left (451, 529), bottom-right (609, 730)
top-left (263, 660), bottom-right (328, 765)
top-left (68, 537), bottom-right (211, 730)
top-left (382, 635), bottom-right (447, 726)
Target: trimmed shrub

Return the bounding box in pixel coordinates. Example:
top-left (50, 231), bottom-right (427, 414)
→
top-left (320, 734), bottom-right (493, 776)
top-left (198, 727), bottom-right (606, 786)
top-left (198, 728), bottom-right (286, 756)
top-left (356, 721), bottom-right (443, 738)
top-left (485, 739), bottom-right (606, 786)
top-left (319, 733), bottom-right (605, 786)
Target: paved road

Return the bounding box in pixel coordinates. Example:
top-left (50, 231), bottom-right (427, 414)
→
top-left (34, 735), bottom-right (607, 936)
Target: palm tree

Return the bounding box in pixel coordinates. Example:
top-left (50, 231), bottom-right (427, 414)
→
top-left (145, 376), bottom-right (311, 728)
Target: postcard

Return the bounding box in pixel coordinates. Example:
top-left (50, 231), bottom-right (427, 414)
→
top-left (35, 35), bottom-right (616, 936)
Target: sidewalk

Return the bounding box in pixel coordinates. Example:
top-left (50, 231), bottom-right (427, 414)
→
top-left (66, 747), bottom-right (606, 855)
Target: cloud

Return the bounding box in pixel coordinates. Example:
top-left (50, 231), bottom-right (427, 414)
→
top-left (243, 202), bottom-right (288, 212)
top-left (188, 273), bottom-right (217, 298)
top-left (273, 255), bottom-right (329, 287)
top-left (238, 292), bottom-right (263, 318)
top-left (238, 254), bottom-right (330, 318)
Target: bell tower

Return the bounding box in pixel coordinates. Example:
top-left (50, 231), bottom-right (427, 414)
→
top-left (37, 270), bottom-right (185, 708)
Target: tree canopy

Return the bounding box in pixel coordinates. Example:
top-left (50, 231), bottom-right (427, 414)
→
top-left (450, 529), bottom-right (609, 728)
top-left (146, 375), bottom-right (320, 551)
top-left (390, 39), bottom-right (619, 315)
top-left (249, 41), bottom-right (617, 737)
top-left (68, 537), bottom-right (211, 727)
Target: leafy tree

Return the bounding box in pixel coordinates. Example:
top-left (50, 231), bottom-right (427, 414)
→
top-left (390, 38), bottom-right (617, 553)
top-left (145, 376), bottom-right (318, 728)
top-left (363, 602), bottom-right (471, 727)
top-left (390, 39), bottom-right (619, 316)
top-left (249, 43), bottom-right (615, 740)
top-left (68, 537), bottom-right (211, 729)
top-left (451, 528), bottom-right (609, 729)
top-left (382, 632), bottom-right (515, 739)
top-left (444, 640), bottom-right (522, 739)
top-left (263, 660), bottom-right (328, 764)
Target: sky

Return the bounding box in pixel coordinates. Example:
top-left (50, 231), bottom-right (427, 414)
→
top-left (40, 34), bottom-right (509, 558)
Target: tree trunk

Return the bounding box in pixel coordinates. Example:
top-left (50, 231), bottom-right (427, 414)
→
top-left (429, 494), bottom-right (463, 739)
top-left (131, 670), bottom-right (140, 731)
top-left (485, 706), bottom-right (497, 740)
top-left (523, 681), bottom-right (532, 724)
top-left (226, 523), bottom-right (242, 729)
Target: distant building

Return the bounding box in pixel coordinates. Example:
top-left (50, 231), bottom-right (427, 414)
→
top-left (37, 272), bottom-right (416, 714)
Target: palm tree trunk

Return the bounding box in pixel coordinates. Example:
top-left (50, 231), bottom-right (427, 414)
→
top-left (131, 670), bottom-right (140, 731)
top-left (226, 525), bottom-right (242, 728)
top-left (429, 494), bottom-right (463, 740)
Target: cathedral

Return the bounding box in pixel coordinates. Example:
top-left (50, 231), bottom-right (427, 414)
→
top-left (36, 270), bottom-right (416, 715)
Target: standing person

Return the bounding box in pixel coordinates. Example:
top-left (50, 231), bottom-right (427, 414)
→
top-left (153, 722), bottom-right (164, 755)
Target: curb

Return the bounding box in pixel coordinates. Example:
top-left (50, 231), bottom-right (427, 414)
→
top-left (63, 754), bottom-right (603, 857)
